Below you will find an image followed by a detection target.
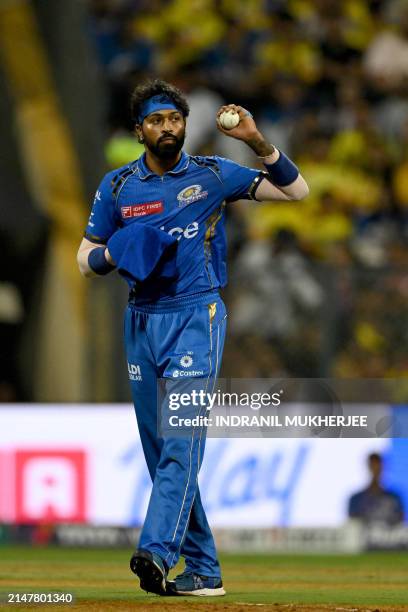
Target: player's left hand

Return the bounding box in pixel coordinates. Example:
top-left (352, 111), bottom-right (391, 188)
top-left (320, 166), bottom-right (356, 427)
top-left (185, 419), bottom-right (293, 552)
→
top-left (216, 104), bottom-right (260, 143)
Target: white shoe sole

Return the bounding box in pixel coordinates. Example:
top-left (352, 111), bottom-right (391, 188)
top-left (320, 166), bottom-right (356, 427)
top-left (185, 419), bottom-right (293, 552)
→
top-left (172, 586), bottom-right (226, 596)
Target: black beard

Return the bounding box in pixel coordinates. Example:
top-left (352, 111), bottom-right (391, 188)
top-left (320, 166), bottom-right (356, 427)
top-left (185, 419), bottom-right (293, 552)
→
top-left (146, 132), bottom-right (185, 159)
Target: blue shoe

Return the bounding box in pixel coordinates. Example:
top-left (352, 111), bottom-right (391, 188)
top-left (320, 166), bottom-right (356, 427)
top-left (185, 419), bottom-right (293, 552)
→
top-left (130, 549), bottom-right (168, 595)
top-left (166, 571), bottom-right (226, 596)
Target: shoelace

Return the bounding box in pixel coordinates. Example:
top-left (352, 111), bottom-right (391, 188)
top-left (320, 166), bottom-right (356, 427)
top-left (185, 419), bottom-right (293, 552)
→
top-left (175, 571), bottom-right (204, 588)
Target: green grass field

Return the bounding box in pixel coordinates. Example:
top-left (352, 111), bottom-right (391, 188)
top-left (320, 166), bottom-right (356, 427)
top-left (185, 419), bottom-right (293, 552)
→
top-left (1, 547), bottom-right (408, 611)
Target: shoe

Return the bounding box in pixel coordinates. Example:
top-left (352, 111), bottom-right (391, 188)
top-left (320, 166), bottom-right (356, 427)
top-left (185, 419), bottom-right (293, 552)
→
top-left (130, 549), bottom-right (168, 595)
top-left (166, 571), bottom-right (226, 596)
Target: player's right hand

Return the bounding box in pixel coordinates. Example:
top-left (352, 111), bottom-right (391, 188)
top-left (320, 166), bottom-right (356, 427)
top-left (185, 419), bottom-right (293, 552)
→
top-left (216, 104), bottom-right (259, 143)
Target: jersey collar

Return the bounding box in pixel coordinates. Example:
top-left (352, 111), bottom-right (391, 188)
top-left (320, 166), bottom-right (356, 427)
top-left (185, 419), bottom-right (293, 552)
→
top-left (137, 151), bottom-right (190, 180)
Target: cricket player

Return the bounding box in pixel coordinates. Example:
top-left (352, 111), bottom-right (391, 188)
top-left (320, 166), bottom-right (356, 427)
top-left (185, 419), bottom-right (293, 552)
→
top-left (77, 79), bottom-right (309, 596)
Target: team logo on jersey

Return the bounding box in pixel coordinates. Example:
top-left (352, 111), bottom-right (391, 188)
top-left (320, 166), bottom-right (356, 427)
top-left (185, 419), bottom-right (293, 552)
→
top-left (121, 201), bottom-right (164, 219)
top-left (177, 184), bottom-right (208, 206)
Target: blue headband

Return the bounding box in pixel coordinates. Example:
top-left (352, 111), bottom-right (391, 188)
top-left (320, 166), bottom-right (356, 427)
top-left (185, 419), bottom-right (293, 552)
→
top-left (138, 94), bottom-right (182, 124)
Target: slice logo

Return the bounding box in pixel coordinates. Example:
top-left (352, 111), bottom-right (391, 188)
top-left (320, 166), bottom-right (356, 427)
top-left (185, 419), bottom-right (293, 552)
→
top-left (160, 221), bottom-right (199, 241)
top-left (128, 363), bottom-right (142, 382)
top-left (121, 201), bottom-right (164, 219)
top-left (177, 184), bottom-right (208, 207)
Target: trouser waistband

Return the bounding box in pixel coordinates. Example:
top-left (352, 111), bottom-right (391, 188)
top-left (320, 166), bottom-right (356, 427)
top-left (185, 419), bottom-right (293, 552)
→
top-left (128, 290), bottom-right (220, 313)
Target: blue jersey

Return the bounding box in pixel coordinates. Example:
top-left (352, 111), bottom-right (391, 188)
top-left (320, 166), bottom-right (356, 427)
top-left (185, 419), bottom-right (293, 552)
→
top-left (84, 151), bottom-right (261, 302)
top-left (348, 487), bottom-right (404, 525)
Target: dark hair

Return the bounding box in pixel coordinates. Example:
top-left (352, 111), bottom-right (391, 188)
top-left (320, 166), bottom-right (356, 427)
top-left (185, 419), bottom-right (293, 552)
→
top-left (130, 79), bottom-right (190, 124)
top-left (368, 453), bottom-right (382, 463)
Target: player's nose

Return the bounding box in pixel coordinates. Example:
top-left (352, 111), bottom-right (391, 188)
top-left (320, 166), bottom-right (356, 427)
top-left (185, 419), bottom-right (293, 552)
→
top-left (162, 118), bottom-right (175, 132)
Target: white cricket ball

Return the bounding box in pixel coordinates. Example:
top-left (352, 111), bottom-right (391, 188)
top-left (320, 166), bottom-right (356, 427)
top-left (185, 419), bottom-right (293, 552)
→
top-left (219, 110), bottom-right (240, 130)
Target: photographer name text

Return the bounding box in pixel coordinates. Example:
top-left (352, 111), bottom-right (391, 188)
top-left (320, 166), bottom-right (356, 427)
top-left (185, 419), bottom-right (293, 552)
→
top-left (168, 414), bottom-right (368, 428)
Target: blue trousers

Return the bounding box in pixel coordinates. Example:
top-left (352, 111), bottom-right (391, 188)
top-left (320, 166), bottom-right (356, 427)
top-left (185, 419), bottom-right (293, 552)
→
top-left (124, 290), bottom-right (227, 577)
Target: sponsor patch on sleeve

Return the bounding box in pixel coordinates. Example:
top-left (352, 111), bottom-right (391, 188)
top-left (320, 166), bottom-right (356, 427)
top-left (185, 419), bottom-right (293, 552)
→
top-left (121, 201), bottom-right (164, 218)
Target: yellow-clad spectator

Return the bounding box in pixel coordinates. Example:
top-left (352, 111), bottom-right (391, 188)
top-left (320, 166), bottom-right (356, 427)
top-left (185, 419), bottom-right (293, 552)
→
top-left (255, 24), bottom-right (321, 84)
top-left (135, 0), bottom-right (226, 71)
top-left (393, 161), bottom-right (408, 208)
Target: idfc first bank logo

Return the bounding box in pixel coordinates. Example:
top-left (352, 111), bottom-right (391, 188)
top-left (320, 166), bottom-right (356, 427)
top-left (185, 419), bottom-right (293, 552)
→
top-left (0, 449), bottom-right (87, 523)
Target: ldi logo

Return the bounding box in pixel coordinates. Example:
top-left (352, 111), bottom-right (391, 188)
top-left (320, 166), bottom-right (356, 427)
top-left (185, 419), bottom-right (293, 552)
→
top-left (127, 363), bottom-right (142, 382)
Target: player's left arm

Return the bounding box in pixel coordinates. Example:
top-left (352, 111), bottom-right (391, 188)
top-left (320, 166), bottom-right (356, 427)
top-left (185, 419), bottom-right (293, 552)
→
top-left (217, 104), bottom-right (309, 202)
top-left (77, 237), bottom-right (116, 278)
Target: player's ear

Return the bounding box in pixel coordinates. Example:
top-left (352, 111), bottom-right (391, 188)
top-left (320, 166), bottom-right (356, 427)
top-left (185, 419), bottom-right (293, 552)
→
top-left (135, 124), bottom-right (144, 143)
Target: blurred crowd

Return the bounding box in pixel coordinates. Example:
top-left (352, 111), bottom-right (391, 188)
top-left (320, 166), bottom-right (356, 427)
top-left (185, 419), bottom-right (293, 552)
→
top-left (87, 0), bottom-right (408, 378)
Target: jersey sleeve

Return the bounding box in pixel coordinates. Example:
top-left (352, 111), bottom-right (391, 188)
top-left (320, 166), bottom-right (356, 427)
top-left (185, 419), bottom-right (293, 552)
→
top-left (348, 493), bottom-right (360, 517)
top-left (215, 156), bottom-right (262, 202)
top-left (84, 172), bottom-right (118, 244)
